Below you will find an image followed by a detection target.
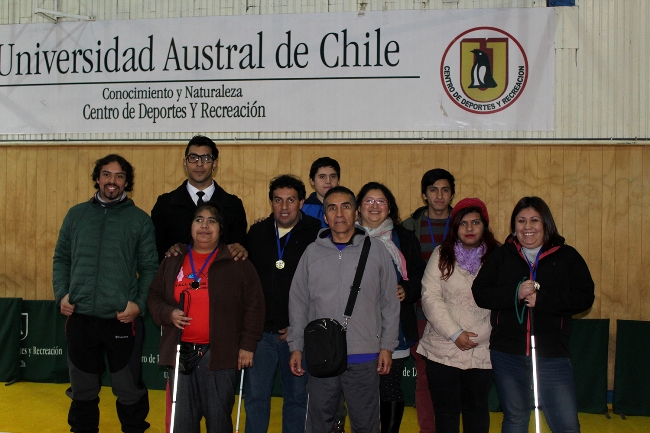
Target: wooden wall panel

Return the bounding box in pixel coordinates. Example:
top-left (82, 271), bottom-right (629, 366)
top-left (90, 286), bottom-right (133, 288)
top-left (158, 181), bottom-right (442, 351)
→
top-left (0, 141), bottom-right (649, 386)
top-left (628, 148), bottom-right (642, 320)
top-left (574, 148), bottom-right (589, 261)
top-left (586, 148), bottom-right (602, 317)
top-left (0, 148), bottom-right (5, 298)
top-left (0, 142), bottom-right (646, 304)
top-left (5, 148), bottom-right (19, 299)
top-left (24, 148), bottom-right (37, 300)
top-left (642, 148), bottom-right (650, 322)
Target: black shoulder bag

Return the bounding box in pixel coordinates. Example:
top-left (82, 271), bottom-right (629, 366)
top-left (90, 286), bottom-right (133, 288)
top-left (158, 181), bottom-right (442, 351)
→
top-left (303, 237), bottom-right (371, 378)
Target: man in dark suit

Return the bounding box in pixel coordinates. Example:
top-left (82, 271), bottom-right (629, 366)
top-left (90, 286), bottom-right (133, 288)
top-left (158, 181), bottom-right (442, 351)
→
top-left (151, 135), bottom-right (247, 262)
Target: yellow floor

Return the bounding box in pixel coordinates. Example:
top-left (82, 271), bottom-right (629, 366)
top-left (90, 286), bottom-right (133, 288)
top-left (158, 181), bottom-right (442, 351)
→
top-left (1, 382), bottom-right (648, 432)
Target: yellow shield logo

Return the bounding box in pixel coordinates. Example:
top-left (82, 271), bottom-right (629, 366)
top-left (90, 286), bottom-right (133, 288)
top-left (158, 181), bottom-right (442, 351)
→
top-left (461, 38), bottom-right (508, 103)
top-left (441, 27), bottom-right (528, 114)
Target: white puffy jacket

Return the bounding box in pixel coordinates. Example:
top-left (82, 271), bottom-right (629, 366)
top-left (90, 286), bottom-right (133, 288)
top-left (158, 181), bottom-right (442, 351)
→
top-left (416, 247), bottom-right (492, 370)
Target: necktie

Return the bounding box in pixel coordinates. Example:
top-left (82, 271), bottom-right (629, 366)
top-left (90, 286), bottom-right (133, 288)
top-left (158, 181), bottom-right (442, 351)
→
top-left (196, 191), bottom-right (205, 207)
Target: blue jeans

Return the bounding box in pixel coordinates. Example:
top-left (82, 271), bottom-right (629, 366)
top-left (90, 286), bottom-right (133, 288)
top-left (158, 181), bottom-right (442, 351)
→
top-left (491, 350), bottom-right (580, 433)
top-left (244, 332), bottom-right (308, 433)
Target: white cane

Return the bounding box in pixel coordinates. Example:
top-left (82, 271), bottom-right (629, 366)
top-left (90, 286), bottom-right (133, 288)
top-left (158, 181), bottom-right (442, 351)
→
top-left (170, 292), bottom-right (186, 433)
top-left (529, 309), bottom-right (541, 433)
top-left (235, 368), bottom-right (245, 433)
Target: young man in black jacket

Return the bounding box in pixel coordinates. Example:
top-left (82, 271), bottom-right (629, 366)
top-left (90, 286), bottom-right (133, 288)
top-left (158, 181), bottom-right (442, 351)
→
top-left (244, 174), bottom-right (322, 433)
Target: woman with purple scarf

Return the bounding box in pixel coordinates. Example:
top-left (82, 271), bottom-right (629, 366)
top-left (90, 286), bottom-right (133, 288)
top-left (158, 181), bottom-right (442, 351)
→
top-left (417, 197), bottom-right (500, 433)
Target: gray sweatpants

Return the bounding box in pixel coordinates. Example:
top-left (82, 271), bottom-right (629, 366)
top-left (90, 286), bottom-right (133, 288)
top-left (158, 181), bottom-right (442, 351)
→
top-left (305, 359), bottom-right (380, 433)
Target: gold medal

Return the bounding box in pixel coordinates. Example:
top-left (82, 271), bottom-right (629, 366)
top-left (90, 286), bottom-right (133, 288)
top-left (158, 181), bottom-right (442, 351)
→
top-left (275, 260), bottom-right (285, 269)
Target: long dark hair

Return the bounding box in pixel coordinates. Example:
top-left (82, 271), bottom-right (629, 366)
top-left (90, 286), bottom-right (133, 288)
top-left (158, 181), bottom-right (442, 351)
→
top-left (356, 181), bottom-right (401, 225)
top-left (509, 196), bottom-right (563, 250)
top-left (438, 206), bottom-right (499, 280)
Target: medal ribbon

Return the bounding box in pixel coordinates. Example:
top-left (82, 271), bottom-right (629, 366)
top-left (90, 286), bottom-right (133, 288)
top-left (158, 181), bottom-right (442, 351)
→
top-left (188, 245), bottom-right (219, 287)
top-left (275, 223), bottom-right (292, 267)
top-left (426, 215), bottom-right (450, 248)
top-left (522, 247), bottom-right (542, 357)
top-left (524, 247), bottom-right (543, 282)
top-left (514, 249), bottom-right (542, 325)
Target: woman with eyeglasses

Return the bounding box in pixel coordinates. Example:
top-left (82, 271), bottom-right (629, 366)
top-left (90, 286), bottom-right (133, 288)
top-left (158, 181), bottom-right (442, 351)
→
top-left (148, 203), bottom-right (265, 433)
top-left (355, 182), bottom-right (426, 433)
top-left (417, 198), bottom-right (499, 433)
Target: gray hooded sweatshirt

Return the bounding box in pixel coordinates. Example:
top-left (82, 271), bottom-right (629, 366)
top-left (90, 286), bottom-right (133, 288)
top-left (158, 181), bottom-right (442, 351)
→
top-left (288, 226), bottom-right (400, 355)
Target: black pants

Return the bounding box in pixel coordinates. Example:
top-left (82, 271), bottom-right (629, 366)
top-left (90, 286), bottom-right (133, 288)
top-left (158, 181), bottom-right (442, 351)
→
top-left (426, 359), bottom-right (493, 433)
top-left (379, 358), bottom-right (405, 402)
top-left (66, 313), bottom-right (149, 433)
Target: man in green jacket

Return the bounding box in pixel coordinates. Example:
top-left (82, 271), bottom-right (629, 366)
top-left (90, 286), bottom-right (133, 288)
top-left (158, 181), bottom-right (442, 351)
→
top-left (53, 154), bottom-right (158, 433)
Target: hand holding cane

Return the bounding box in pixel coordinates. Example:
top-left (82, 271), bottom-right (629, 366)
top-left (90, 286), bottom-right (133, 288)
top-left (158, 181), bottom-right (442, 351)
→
top-left (520, 248), bottom-right (542, 433)
top-left (170, 291), bottom-right (186, 433)
top-left (235, 368), bottom-right (245, 433)
top-left (529, 298), bottom-right (541, 433)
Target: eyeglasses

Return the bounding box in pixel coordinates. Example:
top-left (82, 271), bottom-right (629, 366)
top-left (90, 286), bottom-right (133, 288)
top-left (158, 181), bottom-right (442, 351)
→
top-left (186, 153), bottom-right (215, 164)
top-left (362, 198), bottom-right (388, 206)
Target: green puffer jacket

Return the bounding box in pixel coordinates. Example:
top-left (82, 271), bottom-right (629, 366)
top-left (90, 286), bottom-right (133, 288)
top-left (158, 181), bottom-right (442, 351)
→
top-left (53, 198), bottom-right (159, 319)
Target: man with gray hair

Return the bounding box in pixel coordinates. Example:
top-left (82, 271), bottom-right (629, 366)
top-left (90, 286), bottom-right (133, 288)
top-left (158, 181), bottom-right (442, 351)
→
top-left (288, 186), bottom-right (400, 433)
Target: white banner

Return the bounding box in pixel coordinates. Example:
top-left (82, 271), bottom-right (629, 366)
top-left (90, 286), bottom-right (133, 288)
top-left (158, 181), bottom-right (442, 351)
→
top-left (0, 9), bottom-right (554, 134)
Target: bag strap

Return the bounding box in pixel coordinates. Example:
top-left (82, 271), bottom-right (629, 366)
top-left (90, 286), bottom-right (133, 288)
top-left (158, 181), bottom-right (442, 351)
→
top-left (343, 236), bottom-right (372, 322)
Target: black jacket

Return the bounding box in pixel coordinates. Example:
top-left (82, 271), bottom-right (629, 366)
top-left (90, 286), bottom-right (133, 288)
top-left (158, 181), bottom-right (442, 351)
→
top-left (394, 224), bottom-right (427, 342)
top-left (472, 236), bottom-right (594, 358)
top-left (151, 180), bottom-right (247, 262)
top-left (246, 212), bottom-right (321, 333)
